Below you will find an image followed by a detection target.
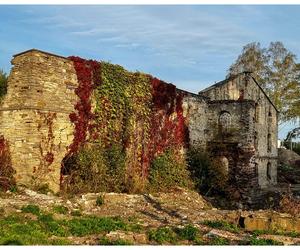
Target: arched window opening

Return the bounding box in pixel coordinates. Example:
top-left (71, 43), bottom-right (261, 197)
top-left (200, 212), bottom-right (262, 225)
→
top-left (238, 89), bottom-right (244, 100)
top-left (219, 111), bottom-right (231, 131)
top-left (255, 103), bottom-right (260, 123)
top-left (254, 131), bottom-right (258, 150)
top-left (267, 133), bottom-right (272, 153)
top-left (267, 162), bottom-right (272, 180)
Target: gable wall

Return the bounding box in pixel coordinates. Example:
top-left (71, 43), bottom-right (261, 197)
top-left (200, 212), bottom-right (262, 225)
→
top-left (200, 73), bottom-right (278, 188)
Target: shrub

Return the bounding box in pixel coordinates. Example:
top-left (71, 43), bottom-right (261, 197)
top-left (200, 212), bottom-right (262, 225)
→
top-left (0, 136), bottom-right (15, 191)
top-left (64, 216), bottom-right (128, 236)
top-left (71, 210), bottom-right (82, 217)
top-left (202, 220), bottom-right (240, 233)
top-left (187, 146), bottom-right (230, 194)
top-left (21, 204), bottom-right (40, 215)
top-left (278, 193), bottom-right (300, 216)
top-left (209, 236), bottom-right (230, 245)
top-left (62, 143), bottom-right (126, 194)
top-left (35, 184), bottom-right (51, 194)
top-left (0, 69), bottom-right (7, 99)
top-left (249, 237), bottom-right (283, 245)
top-left (187, 148), bottom-right (211, 192)
top-left (96, 195), bottom-right (105, 206)
top-left (148, 149), bottom-right (193, 192)
top-left (98, 237), bottom-right (132, 245)
top-left (52, 205), bottom-right (69, 215)
top-left (175, 224), bottom-right (199, 241)
top-left (148, 227), bottom-right (177, 244)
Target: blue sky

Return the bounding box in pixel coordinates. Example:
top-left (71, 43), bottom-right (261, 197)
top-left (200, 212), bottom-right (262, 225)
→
top-left (0, 5), bottom-right (299, 139)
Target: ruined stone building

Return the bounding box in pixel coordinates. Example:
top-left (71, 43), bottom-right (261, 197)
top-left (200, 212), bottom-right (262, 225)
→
top-left (0, 49), bottom-right (278, 199)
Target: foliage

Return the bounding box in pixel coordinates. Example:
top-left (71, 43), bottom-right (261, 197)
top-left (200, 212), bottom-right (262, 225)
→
top-left (52, 205), bottom-right (69, 215)
top-left (98, 237), bottom-right (132, 245)
top-left (70, 210), bottom-right (82, 217)
top-left (248, 236), bottom-right (283, 245)
top-left (0, 69), bottom-right (7, 99)
top-left (21, 204), bottom-right (41, 215)
top-left (174, 224), bottom-right (199, 241)
top-left (148, 149), bottom-right (193, 192)
top-left (67, 57), bottom-right (190, 193)
top-left (228, 41), bottom-right (300, 123)
top-left (0, 136), bottom-right (15, 191)
top-left (68, 57), bottom-right (101, 154)
top-left (62, 143), bottom-right (126, 194)
top-left (0, 211), bottom-right (139, 245)
top-left (187, 147), bottom-right (229, 194)
top-left (252, 229), bottom-right (300, 238)
top-left (96, 195), bottom-right (105, 206)
top-left (148, 227), bottom-right (177, 244)
top-left (64, 216), bottom-right (129, 236)
top-left (278, 192), bottom-right (300, 216)
top-left (202, 220), bottom-right (240, 233)
top-left (35, 184), bottom-right (51, 194)
top-left (284, 127), bottom-right (300, 155)
top-left (209, 236), bottom-right (230, 245)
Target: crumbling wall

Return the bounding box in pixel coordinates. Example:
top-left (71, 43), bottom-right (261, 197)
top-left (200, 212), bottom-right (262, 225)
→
top-left (200, 73), bottom-right (278, 188)
top-left (0, 50), bottom-right (78, 192)
top-left (206, 100), bottom-right (257, 197)
top-left (182, 93), bottom-right (208, 150)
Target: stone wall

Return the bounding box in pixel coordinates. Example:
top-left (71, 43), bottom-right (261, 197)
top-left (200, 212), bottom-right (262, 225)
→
top-left (0, 50), bottom-right (78, 192)
top-left (200, 72), bottom-right (278, 188)
top-left (206, 100), bottom-right (257, 195)
top-left (0, 50), bottom-right (278, 196)
top-left (181, 92), bottom-right (208, 150)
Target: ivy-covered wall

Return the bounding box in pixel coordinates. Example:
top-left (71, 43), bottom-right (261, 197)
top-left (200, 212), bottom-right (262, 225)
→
top-left (64, 57), bottom-right (192, 191)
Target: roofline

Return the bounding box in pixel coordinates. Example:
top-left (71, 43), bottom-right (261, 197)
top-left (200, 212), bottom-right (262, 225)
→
top-left (199, 72), bottom-right (244, 93)
top-left (199, 72), bottom-right (279, 113)
top-left (250, 76), bottom-right (279, 113)
top-left (13, 49), bottom-right (69, 60)
top-left (176, 88), bottom-right (209, 100)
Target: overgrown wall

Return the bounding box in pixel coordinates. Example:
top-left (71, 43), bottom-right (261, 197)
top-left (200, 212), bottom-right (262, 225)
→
top-left (0, 50), bottom-right (206, 192)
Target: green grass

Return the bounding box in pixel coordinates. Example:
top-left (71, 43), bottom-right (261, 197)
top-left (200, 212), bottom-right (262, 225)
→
top-left (148, 227), bottom-right (177, 244)
top-left (174, 224), bottom-right (199, 241)
top-left (52, 205), bottom-right (69, 215)
top-left (202, 220), bottom-right (240, 233)
top-left (252, 229), bottom-right (300, 238)
top-left (99, 237), bottom-right (133, 245)
top-left (249, 237), bottom-right (283, 245)
top-left (0, 211), bottom-right (140, 245)
top-left (21, 204), bottom-right (40, 215)
top-left (63, 216), bottom-right (129, 236)
top-left (70, 210), bottom-right (82, 217)
top-left (209, 236), bottom-right (230, 245)
top-left (96, 195), bottom-right (105, 206)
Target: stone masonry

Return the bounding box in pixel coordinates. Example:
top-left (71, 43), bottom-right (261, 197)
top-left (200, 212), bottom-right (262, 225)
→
top-left (0, 49), bottom-right (278, 196)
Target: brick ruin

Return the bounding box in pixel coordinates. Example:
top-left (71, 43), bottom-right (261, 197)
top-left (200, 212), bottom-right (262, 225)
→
top-left (0, 49), bottom-right (278, 200)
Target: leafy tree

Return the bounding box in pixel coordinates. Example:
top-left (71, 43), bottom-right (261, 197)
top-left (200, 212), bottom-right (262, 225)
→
top-left (228, 42), bottom-right (300, 124)
top-left (0, 69), bottom-right (8, 98)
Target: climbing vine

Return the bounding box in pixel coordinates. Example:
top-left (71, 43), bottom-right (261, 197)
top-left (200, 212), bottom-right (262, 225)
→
top-left (68, 56), bottom-right (101, 154)
top-left (66, 57), bottom-right (190, 193)
top-left (0, 136), bottom-right (15, 190)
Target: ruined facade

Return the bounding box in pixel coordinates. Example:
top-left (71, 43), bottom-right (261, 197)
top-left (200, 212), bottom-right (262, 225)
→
top-left (0, 49), bottom-right (278, 196)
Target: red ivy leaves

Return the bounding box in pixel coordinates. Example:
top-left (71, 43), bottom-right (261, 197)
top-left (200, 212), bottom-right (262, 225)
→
top-left (68, 58), bottom-right (188, 179)
top-left (68, 56), bottom-right (101, 154)
top-left (144, 77), bottom-right (188, 177)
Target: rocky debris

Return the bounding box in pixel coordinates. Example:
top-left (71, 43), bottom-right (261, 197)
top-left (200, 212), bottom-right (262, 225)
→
top-left (240, 210), bottom-right (300, 232)
top-left (203, 229), bottom-right (245, 241)
top-left (278, 148), bottom-right (300, 166)
top-left (258, 234), bottom-right (300, 246)
top-left (105, 231), bottom-right (148, 244)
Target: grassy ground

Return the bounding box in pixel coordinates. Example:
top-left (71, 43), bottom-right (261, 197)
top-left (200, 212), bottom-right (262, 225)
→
top-left (0, 204), bottom-right (290, 245)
